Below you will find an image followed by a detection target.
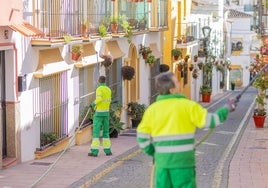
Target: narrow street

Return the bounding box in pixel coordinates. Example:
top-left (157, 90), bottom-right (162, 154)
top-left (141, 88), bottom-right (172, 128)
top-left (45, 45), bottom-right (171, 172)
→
top-left (85, 87), bottom-right (257, 188)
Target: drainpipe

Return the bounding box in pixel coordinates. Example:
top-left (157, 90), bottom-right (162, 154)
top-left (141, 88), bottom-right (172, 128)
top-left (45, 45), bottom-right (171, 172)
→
top-left (0, 42), bottom-right (18, 102)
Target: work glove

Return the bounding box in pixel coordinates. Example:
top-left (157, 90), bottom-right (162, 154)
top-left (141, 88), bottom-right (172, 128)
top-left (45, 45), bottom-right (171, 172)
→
top-left (90, 102), bottom-right (96, 108)
top-left (225, 97), bottom-right (237, 112)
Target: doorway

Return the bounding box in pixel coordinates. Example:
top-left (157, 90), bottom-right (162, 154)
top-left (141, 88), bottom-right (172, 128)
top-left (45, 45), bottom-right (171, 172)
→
top-left (0, 51), bottom-right (7, 158)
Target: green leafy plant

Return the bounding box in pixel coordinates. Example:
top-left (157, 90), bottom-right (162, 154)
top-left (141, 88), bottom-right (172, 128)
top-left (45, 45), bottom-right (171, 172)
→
top-left (109, 101), bottom-right (124, 136)
top-left (72, 45), bottom-right (83, 54)
top-left (98, 24), bottom-right (107, 37)
top-left (171, 49), bottom-right (182, 57)
top-left (145, 54), bottom-right (156, 65)
top-left (200, 85), bottom-right (212, 94)
top-left (127, 102), bottom-right (146, 120)
top-left (63, 34), bottom-right (72, 43)
top-left (40, 132), bottom-right (57, 147)
top-left (79, 105), bottom-right (94, 129)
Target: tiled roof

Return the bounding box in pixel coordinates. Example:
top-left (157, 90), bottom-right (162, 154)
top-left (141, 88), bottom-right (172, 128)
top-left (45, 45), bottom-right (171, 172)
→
top-left (228, 9), bottom-right (252, 18)
top-left (9, 22), bottom-right (44, 37)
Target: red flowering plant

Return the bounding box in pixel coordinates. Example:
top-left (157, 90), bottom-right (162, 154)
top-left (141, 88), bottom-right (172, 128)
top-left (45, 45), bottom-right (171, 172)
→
top-left (250, 54), bottom-right (268, 116)
top-left (260, 45), bottom-right (268, 55)
top-left (249, 54), bottom-right (264, 73)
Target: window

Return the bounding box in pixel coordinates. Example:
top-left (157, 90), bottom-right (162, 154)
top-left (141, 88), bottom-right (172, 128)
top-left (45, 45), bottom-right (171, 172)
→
top-left (38, 72), bottom-right (68, 150)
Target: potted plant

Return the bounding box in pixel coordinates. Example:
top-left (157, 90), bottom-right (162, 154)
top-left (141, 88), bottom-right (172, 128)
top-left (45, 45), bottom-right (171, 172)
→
top-left (127, 102), bottom-right (146, 128)
top-left (121, 65), bottom-right (135, 80)
top-left (109, 14), bottom-right (119, 33)
top-left (177, 59), bottom-right (185, 71)
top-left (139, 44), bottom-right (152, 59)
top-left (197, 61), bottom-right (203, 70)
top-left (192, 68), bottom-right (198, 79)
top-left (184, 54), bottom-right (190, 62)
top-left (109, 101), bottom-right (124, 138)
top-left (200, 85), bottom-right (212, 103)
top-left (193, 55), bottom-right (198, 62)
top-left (120, 15), bottom-right (133, 44)
top-left (252, 72), bottom-right (268, 128)
top-left (145, 54), bottom-right (156, 66)
top-left (71, 45), bottom-right (83, 61)
top-left (80, 18), bottom-right (88, 37)
top-left (171, 49), bottom-right (182, 60)
top-left (98, 24), bottom-right (107, 37)
top-left (189, 64), bottom-right (194, 71)
top-left (138, 16), bottom-right (147, 30)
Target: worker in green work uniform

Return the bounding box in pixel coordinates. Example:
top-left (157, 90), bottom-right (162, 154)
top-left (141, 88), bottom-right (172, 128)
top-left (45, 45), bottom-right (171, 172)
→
top-left (88, 75), bottom-right (112, 157)
top-left (136, 72), bottom-right (237, 188)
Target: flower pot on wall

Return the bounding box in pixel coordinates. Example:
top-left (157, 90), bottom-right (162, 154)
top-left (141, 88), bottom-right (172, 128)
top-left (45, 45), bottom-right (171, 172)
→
top-left (253, 115), bottom-right (266, 128)
top-left (72, 53), bottom-right (81, 61)
top-left (110, 23), bottom-right (118, 34)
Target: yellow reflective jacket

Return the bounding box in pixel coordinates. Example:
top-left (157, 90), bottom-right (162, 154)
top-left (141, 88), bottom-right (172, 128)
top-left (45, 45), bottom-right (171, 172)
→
top-left (137, 94), bottom-right (229, 168)
top-left (93, 83), bottom-right (111, 116)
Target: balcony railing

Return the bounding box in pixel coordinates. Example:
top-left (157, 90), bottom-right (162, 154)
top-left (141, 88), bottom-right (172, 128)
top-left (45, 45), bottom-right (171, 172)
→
top-left (176, 22), bottom-right (198, 44)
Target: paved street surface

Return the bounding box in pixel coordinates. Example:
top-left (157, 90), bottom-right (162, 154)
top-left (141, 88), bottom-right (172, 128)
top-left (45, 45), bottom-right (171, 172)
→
top-left (1, 86), bottom-right (268, 188)
top-left (81, 87), bottom-right (258, 188)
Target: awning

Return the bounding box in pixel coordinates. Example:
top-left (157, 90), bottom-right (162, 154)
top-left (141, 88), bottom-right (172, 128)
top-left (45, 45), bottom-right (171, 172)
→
top-left (104, 40), bottom-right (125, 59)
top-left (150, 43), bottom-right (162, 59)
top-left (9, 22), bottom-right (44, 37)
top-left (75, 54), bottom-right (104, 68)
top-left (82, 43), bottom-right (97, 57)
top-left (75, 43), bottom-right (104, 68)
top-left (34, 48), bottom-right (69, 78)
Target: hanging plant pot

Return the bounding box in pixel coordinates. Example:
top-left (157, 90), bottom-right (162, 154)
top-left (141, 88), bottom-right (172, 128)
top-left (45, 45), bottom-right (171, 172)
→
top-left (174, 56), bottom-right (179, 60)
top-left (253, 115), bottom-right (266, 128)
top-left (142, 54), bottom-right (148, 59)
top-left (177, 65), bottom-right (183, 71)
top-left (121, 66), bottom-right (135, 80)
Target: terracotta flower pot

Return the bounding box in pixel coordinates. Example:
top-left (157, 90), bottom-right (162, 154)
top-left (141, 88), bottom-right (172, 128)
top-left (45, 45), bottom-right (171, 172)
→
top-left (253, 115), bottom-right (266, 128)
top-left (202, 93), bottom-right (211, 103)
top-left (72, 53), bottom-right (81, 61)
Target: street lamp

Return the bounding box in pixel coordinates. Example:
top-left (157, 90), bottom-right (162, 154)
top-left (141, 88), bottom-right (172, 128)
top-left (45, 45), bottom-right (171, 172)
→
top-left (201, 26), bottom-right (212, 86)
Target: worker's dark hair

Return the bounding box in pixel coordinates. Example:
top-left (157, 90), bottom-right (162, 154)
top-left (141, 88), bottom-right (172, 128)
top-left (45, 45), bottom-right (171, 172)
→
top-left (98, 76), bottom-right (106, 83)
top-left (155, 72), bottom-right (175, 95)
top-left (159, 64), bottom-right (170, 73)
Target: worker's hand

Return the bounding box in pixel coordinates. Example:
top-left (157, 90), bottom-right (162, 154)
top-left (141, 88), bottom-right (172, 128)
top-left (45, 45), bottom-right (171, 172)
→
top-left (226, 98), bottom-right (237, 112)
top-left (90, 102), bottom-right (96, 108)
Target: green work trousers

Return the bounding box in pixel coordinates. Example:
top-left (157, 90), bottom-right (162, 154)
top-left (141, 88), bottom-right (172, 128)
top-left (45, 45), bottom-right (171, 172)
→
top-left (90, 115), bottom-right (111, 155)
top-left (153, 166), bottom-right (196, 188)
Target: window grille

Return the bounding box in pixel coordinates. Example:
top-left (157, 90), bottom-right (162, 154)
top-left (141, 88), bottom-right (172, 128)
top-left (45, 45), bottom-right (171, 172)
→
top-left (37, 72), bottom-right (68, 150)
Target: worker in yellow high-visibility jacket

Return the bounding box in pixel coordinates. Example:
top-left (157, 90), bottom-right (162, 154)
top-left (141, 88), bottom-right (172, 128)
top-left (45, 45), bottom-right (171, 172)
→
top-left (88, 76), bottom-right (112, 157)
top-left (137, 72), bottom-right (236, 188)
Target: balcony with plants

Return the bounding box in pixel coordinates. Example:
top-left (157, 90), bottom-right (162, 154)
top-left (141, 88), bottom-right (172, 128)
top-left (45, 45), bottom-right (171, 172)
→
top-left (176, 22), bottom-right (198, 46)
top-left (30, 0), bottom-right (168, 46)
